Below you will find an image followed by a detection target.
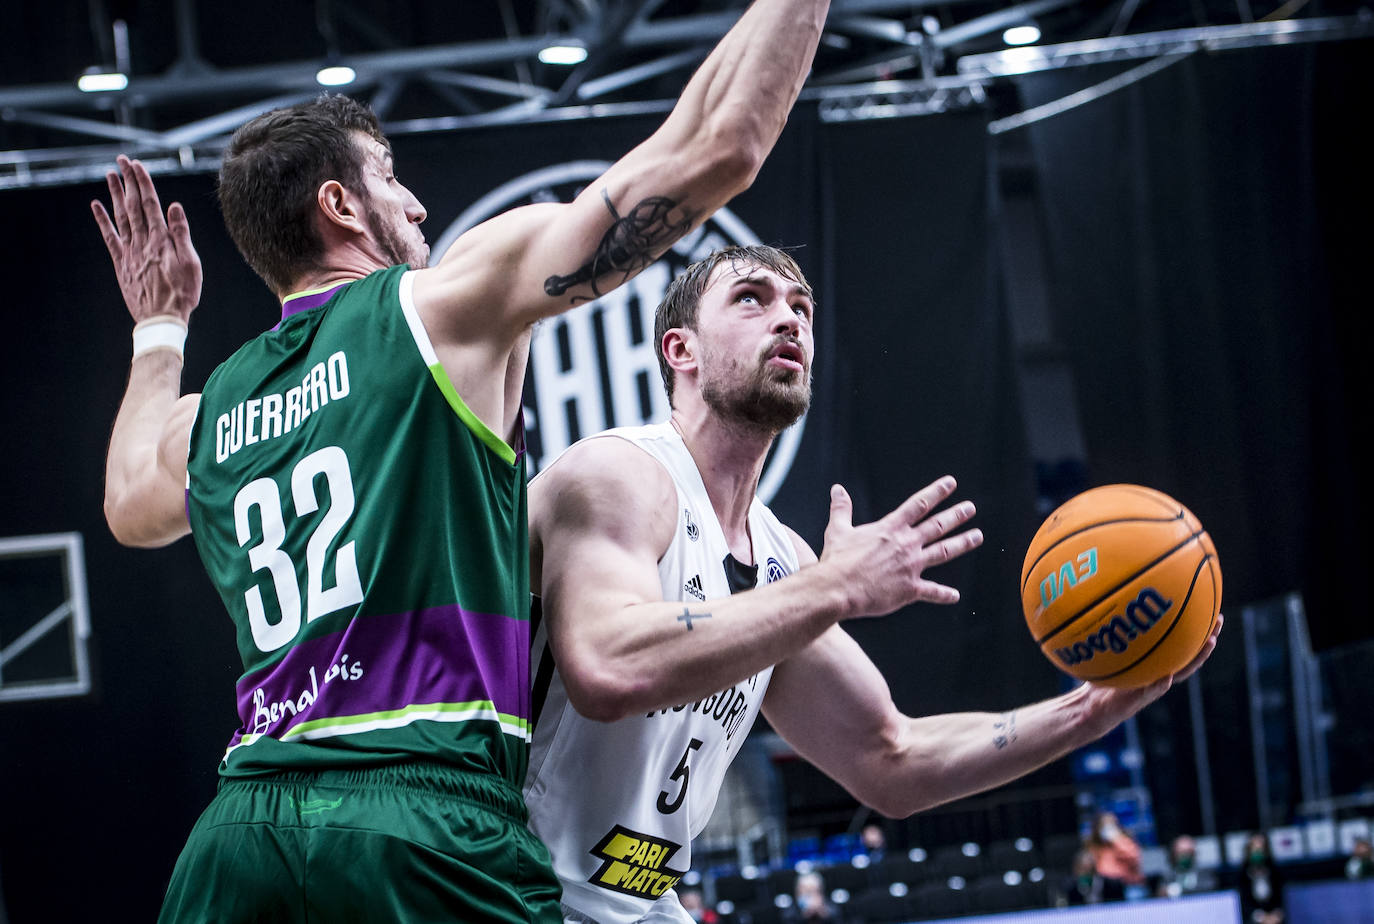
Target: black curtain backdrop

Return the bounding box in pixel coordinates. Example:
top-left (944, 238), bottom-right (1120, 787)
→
top-left (1015, 40), bottom-right (1372, 836)
top-left (1019, 41), bottom-right (1371, 654)
top-left (1021, 46), bottom-right (1312, 639)
top-left (0, 40), bottom-right (1368, 920)
top-left (812, 111), bottom-right (1052, 719)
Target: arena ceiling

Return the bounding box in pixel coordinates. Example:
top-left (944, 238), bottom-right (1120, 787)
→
top-left (1, 0), bottom-right (1368, 189)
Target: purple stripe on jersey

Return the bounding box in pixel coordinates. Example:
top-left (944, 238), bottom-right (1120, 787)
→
top-left (277, 282), bottom-right (351, 325)
top-left (230, 606), bottom-right (529, 744)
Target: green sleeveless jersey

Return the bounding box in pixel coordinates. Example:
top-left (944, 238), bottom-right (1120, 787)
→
top-left (187, 265), bottom-right (531, 785)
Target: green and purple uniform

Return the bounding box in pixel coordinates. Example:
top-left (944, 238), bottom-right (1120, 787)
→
top-left (164, 265), bottom-right (558, 922)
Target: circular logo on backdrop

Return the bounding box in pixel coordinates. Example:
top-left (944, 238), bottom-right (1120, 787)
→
top-left (432, 161), bottom-right (804, 503)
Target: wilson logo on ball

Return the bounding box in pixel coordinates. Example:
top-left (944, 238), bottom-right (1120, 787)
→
top-left (1053, 587), bottom-right (1173, 666)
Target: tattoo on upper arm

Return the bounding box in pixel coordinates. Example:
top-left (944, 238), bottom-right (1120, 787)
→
top-left (544, 190), bottom-right (697, 304)
top-left (993, 711), bottom-right (1018, 750)
top-left (676, 607), bottom-right (712, 631)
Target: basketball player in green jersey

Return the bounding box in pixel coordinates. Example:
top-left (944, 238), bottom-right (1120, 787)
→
top-left (525, 245), bottom-right (1225, 923)
top-left (93, 2), bottom-right (831, 920)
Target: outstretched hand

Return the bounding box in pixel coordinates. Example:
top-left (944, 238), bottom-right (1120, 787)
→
top-left (820, 476), bottom-right (984, 618)
top-left (91, 155), bottom-right (202, 325)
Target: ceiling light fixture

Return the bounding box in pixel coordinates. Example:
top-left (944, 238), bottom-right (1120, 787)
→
top-left (77, 69), bottom-right (129, 93)
top-left (538, 41), bottom-right (588, 65)
top-left (1003, 23), bottom-right (1042, 45)
top-left (315, 64), bottom-right (357, 86)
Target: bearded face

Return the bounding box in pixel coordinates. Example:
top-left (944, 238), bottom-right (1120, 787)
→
top-left (698, 332), bottom-right (812, 433)
top-left (367, 197), bottom-right (429, 270)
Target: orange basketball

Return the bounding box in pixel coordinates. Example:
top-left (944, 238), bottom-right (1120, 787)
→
top-left (1020, 484), bottom-right (1221, 688)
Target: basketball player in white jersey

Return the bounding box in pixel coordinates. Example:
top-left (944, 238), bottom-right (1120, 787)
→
top-left (524, 245), bottom-right (1221, 924)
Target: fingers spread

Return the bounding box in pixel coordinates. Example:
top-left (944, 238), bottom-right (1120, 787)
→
top-left (922, 528), bottom-right (984, 566)
top-left (167, 202), bottom-right (196, 256)
top-left (105, 168), bottom-right (131, 241)
top-left (132, 158), bottom-right (166, 234)
top-left (913, 500), bottom-right (977, 545)
top-left (913, 581), bottom-right (960, 605)
top-left (91, 201), bottom-right (120, 253)
top-left (825, 483), bottom-right (854, 534)
top-left (890, 475), bottom-right (956, 528)
top-left (120, 156), bottom-right (149, 237)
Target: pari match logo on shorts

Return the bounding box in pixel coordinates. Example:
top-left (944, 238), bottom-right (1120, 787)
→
top-left (434, 161), bottom-right (805, 503)
top-left (587, 824), bottom-right (686, 899)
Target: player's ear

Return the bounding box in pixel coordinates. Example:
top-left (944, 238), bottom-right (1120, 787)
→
top-left (661, 328), bottom-right (698, 378)
top-left (317, 180), bottom-right (364, 234)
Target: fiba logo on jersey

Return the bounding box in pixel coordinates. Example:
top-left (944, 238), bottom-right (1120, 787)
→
top-left (433, 161), bottom-right (805, 504)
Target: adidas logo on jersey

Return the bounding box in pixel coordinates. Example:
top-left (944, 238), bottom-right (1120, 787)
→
top-left (684, 574), bottom-right (706, 601)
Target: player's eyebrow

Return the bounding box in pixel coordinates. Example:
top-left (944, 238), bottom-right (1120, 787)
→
top-left (368, 147), bottom-right (394, 173)
top-left (732, 275), bottom-right (814, 301)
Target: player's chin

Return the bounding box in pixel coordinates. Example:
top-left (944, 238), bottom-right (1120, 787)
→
top-left (761, 365), bottom-right (808, 391)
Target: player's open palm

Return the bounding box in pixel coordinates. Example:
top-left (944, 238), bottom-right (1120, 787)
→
top-left (92, 155), bottom-right (202, 325)
top-left (820, 476), bottom-right (983, 617)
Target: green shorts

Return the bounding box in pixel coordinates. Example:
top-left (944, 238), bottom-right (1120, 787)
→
top-left (158, 763), bottom-right (561, 923)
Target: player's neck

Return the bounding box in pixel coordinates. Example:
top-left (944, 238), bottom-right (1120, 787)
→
top-left (669, 406), bottom-right (774, 560)
top-left (282, 247), bottom-right (391, 301)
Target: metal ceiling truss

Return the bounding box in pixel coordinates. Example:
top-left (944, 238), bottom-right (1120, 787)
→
top-left (957, 13), bottom-right (1372, 79)
top-left (0, 1), bottom-right (1368, 190)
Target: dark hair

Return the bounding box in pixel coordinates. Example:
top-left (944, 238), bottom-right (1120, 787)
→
top-left (653, 244), bottom-right (810, 403)
top-left (217, 94), bottom-right (387, 295)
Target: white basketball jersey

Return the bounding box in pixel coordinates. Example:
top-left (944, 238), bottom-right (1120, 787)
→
top-left (525, 423), bottom-right (801, 924)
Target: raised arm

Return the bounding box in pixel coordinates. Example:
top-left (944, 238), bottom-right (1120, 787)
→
top-left (94, 156), bottom-right (202, 548)
top-left (763, 605), bottom-right (1224, 818)
top-left (530, 436), bottom-right (982, 722)
top-left (412, 0), bottom-right (832, 342)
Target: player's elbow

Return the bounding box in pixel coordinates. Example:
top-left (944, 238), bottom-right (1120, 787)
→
top-left (716, 140), bottom-right (767, 192)
top-left (846, 728), bottom-right (939, 819)
top-left (106, 519), bottom-right (170, 549)
top-left (562, 663), bottom-right (647, 724)
top-left (691, 122), bottom-right (768, 198)
top-left (849, 772), bottom-right (929, 820)
top-left (104, 493), bottom-right (143, 547)
top-left (104, 493), bottom-right (174, 549)
top-left (852, 779), bottom-right (938, 821)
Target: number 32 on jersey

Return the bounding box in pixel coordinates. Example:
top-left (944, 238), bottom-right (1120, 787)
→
top-left (233, 445), bottom-right (362, 653)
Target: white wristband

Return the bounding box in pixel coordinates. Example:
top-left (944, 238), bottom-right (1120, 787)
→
top-left (132, 315), bottom-right (188, 360)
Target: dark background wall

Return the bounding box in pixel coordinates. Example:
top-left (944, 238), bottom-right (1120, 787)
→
top-left (0, 40), bottom-right (1369, 921)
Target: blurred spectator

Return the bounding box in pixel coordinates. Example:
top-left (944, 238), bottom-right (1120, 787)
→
top-left (1061, 848), bottom-right (1105, 906)
top-left (859, 823), bottom-right (888, 861)
top-left (1087, 812), bottom-right (1143, 901)
top-left (679, 886), bottom-right (718, 923)
top-left (1346, 836), bottom-right (1374, 881)
top-left (1158, 834), bottom-right (1219, 898)
top-left (1238, 831), bottom-right (1285, 924)
top-left (783, 871), bottom-right (844, 922)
